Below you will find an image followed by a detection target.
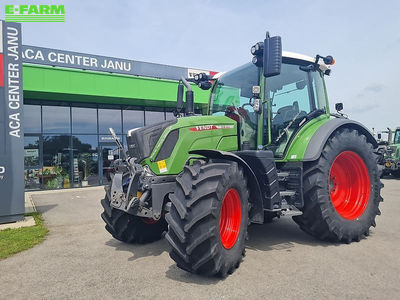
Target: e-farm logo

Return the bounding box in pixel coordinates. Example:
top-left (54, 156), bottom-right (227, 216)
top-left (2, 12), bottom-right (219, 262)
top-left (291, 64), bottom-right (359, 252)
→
top-left (5, 5), bottom-right (65, 22)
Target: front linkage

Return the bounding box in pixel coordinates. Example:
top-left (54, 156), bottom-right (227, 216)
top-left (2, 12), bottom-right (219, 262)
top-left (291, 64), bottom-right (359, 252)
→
top-left (107, 128), bottom-right (175, 222)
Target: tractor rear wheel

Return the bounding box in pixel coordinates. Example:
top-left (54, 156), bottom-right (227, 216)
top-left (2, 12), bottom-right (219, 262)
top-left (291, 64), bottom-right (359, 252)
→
top-left (101, 194), bottom-right (167, 244)
top-left (293, 128), bottom-right (383, 243)
top-left (165, 160), bottom-right (249, 277)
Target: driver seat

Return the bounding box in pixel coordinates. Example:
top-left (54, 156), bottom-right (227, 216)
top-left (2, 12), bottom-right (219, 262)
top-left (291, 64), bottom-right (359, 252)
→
top-left (272, 101), bottom-right (300, 127)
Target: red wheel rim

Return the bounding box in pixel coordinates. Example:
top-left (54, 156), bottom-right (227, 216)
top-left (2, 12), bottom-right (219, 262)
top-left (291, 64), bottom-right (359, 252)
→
top-left (141, 217), bottom-right (158, 224)
top-left (329, 151), bottom-right (370, 220)
top-left (219, 188), bottom-right (242, 249)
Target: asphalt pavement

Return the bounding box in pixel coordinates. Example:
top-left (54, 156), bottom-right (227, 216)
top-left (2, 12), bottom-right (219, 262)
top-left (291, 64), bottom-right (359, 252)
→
top-left (0, 179), bottom-right (399, 299)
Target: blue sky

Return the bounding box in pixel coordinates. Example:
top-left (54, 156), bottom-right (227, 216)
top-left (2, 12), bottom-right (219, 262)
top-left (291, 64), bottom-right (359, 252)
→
top-left (2, 0), bottom-right (399, 131)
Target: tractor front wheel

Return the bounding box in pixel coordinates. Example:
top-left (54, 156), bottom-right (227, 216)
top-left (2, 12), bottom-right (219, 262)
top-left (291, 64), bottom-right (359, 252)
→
top-left (293, 128), bottom-right (383, 243)
top-left (101, 194), bottom-right (167, 244)
top-left (165, 160), bottom-right (249, 277)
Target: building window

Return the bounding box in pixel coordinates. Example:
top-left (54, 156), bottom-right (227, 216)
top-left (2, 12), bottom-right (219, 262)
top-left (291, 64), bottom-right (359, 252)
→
top-left (145, 108), bottom-right (165, 125)
top-left (42, 135), bottom-right (72, 189)
top-left (73, 135), bottom-right (99, 187)
top-left (98, 108), bottom-right (122, 134)
top-left (24, 136), bottom-right (41, 190)
top-left (123, 109), bottom-right (144, 134)
top-left (42, 105), bottom-right (71, 134)
top-left (23, 102), bottom-right (174, 190)
top-left (72, 107), bottom-right (97, 134)
top-left (166, 111), bottom-right (176, 120)
top-left (23, 104), bottom-right (41, 133)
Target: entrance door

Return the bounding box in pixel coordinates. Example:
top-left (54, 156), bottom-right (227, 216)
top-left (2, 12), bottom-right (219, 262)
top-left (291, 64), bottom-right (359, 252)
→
top-left (24, 135), bottom-right (42, 190)
top-left (99, 143), bottom-right (120, 185)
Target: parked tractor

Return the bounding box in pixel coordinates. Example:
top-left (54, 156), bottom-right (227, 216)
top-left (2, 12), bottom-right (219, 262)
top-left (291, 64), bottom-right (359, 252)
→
top-left (101, 32), bottom-right (383, 277)
top-left (380, 127), bottom-right (400, 177)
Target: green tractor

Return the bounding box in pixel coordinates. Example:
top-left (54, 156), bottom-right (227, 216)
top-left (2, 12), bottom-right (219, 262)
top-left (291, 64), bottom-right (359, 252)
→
top-left (101, 32), bottom-right (383, 277)
top-left (380, 127), bottom-right (400, 177)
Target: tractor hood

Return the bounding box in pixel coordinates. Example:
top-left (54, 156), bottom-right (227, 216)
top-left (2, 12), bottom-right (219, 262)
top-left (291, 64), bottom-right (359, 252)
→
top-left (126, 119), bottom-right (177, 163)
top-left (133, 115), bottom-right (238, 175)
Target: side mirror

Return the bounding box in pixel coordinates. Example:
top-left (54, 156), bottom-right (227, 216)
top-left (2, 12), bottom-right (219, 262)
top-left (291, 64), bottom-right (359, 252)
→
top-left (263, 33), bottom-right (282, 78)
top-left (378, 133), bottom-right (382, 139)
top-left (335, 102), bottom-right (343, 112)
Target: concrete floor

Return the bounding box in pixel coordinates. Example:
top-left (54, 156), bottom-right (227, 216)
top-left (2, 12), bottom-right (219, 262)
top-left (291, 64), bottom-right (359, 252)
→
top-left (0, 179), bottom-right (399, 299)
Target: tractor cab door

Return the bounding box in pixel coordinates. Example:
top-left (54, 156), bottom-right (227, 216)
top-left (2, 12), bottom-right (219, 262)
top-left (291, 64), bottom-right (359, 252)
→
top-left (263, 62), bottom-right (327, 157)
top-left (211, 63), bottom-right (260, 149)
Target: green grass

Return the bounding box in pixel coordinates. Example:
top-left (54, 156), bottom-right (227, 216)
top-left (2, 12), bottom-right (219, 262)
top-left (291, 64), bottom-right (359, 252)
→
top-left (0, 212), bottom-right (49, 260)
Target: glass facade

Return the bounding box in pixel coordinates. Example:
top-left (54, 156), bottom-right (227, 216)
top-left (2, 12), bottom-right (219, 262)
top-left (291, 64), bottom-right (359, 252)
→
top-left (23, 100), bottom-right (175, 190)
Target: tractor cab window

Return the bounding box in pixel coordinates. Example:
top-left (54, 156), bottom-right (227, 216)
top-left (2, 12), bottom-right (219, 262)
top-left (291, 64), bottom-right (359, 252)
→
top-left (394, 130), bottom-right (400, 144)
top-left (265, 63), bottom-right (326, 157)
top-left (211, 63), bottom-right (259, 149)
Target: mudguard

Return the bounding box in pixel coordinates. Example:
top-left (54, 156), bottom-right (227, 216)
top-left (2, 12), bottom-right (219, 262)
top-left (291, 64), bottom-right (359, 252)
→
top-left (189, 149), bottom-right (265, 224)
top-left (304, 118), bottom-right (378, 162)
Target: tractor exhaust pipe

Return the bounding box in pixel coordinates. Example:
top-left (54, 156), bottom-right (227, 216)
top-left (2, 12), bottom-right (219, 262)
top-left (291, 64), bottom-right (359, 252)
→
top-left (181, 76), bottom-right (194, 116)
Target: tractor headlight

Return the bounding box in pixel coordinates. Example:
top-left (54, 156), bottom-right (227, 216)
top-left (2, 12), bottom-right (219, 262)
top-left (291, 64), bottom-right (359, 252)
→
top-left (250, 42), bottom-right (264, 55)
top-left (252, 55), bottom-right (263, 67)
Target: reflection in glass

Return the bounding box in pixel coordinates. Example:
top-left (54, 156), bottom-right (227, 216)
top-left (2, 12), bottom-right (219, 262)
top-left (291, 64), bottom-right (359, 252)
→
top-left (166, 111), bottom-right (176, 120)
top-left (145, 109), bottom-right (165, 125)
top-left (24, 136), bottom-right (40, 167)
top-left (73, 135), bottom-right (99, 187)
top-left (24, 169), bottom-right (42, 190)
top-left (43, 106), bottom-right (71, 133)
top-left (72, 107), bottom-right (97, 134)
top-left (100, 144), bottom-right (119, 185)
top-left (24, 136), bottom-right (42, 190)
top-left (23, 105), bottom-right (41, 133)
top-left (123, 109), bottom-right (144, 133)
top-left (43, 135), bottom-right (71, 189)
top-left (98, 108), bottom-right (122, 134)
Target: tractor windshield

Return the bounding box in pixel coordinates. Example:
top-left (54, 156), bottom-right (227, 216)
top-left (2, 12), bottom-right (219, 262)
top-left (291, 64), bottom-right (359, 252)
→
top-left (210, 63), bottom-right (259, 149)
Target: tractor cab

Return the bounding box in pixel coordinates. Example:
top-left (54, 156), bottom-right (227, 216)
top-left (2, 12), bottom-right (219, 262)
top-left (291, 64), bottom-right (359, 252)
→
top-left (210, 51), bottom-right (331, 159)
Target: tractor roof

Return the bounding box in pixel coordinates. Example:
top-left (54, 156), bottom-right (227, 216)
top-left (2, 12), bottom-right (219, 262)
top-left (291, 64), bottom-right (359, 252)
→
top-left (283, 51), bottom-right (329, 72)
top-left (213, 51), bottom-right (330, 79)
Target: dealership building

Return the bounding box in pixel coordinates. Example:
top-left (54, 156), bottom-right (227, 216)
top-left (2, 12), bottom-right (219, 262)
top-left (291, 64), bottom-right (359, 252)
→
top-left (20, 45), bottom-right (215, 191)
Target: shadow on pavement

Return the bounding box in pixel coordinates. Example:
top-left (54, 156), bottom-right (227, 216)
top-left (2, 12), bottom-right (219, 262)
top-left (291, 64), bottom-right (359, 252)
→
top-left (35, 204), bottom-right (58, 214)
top-left (245, 217), bottom-right (335, 251)
top-left (105, 237), bottom-right (168, 261)
top-left (105, 216), bottom-right (341, 285)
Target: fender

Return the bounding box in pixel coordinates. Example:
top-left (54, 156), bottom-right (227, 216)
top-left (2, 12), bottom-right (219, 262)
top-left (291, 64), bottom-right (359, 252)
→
top-left (304, 118), bottom-right (378, 162)
top-left (189, 149), bottom-right (265, 224)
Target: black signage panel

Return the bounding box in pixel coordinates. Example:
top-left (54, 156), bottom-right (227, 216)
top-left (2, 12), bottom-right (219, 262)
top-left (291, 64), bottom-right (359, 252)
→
top-left (22, 45), bottom-right (192, 80)
top-left (0, 20), bottom-right (24, 224)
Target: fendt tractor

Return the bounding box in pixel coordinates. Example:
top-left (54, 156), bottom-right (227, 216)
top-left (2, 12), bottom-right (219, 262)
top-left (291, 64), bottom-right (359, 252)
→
top-left (378, 127), bottom-right (400, 177)
top-left (101, 32), bottom-right (383, 277)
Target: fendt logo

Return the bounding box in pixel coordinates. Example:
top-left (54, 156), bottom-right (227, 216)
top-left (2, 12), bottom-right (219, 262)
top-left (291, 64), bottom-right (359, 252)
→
top-left (5, 5), bottom-right (65, 22)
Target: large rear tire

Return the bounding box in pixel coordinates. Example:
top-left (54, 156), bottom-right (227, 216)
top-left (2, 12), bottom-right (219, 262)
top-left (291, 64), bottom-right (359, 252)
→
top-left (165, 160), bottom-right (249, 277)
top-left (293, 128), bottom-right (383, 243)
top-left (101, 193), bottom-right (167, 244)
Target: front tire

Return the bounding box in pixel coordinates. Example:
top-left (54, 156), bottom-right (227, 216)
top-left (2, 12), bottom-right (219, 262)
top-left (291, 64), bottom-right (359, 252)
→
top-left (293, 128), bottom-right (383, 243)
top-left (165, 160), bottom-right (249, 277)
top-left (101, 193), bottom-right (167, 244)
